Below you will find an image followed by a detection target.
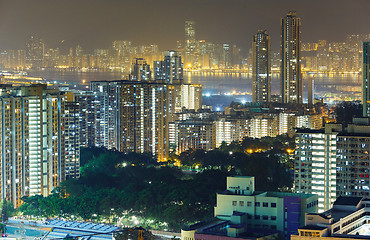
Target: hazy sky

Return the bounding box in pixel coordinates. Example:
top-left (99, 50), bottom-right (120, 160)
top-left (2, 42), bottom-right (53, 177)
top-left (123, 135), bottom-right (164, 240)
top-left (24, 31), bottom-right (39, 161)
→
top-left (0, 0), bottom-right (369, 53)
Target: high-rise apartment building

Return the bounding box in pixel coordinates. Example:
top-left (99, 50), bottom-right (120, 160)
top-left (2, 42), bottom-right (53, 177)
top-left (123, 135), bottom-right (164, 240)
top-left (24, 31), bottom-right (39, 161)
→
top-left (281, 11), bottom-right (302, 104)
top-left (295, 119), bottom-right (370, 212)
top-left (175, 119), bottom-right (215, 154)
top-left (64, 97), bottom-right (81, 180)
top-left (363, 42), bottom-right (370, 117)
top-left (185, 21), bottom-right (197, 68)
top-left (295, 125), bottom-right (341, 212)
top-left (215, 117), bottom-right (249, 147)
top-left (119, 81), bottom-right (169, 161)
top-left (154, 51), bottom-right (183, 84)
top-left (129, 58), bottom-right (151, 81)
top-left (252, 30), bottom-right (271, 103)
top-left (90, 80), bottom-right (121, 150)
top-left (180, 84), bottom-right (202, 111)
top-left (250, 114), bottom-right (278, 138)
top-left (75, 91), bottom-right (107, 148)
top-left (336, 123), bottom-right (370, 197)
top-left (0, 85), bottom-right (66, 207)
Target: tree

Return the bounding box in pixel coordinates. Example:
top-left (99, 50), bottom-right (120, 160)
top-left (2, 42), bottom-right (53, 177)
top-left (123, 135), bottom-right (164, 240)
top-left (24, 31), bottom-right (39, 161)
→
top-left (1, 200), bottom-right (8, 222)
top-left (0, 223), bottom-right (6, 234)
top-left (335, 101), bottom-right (362, 124)
top-left (0, 200), bottom-right (15, 222)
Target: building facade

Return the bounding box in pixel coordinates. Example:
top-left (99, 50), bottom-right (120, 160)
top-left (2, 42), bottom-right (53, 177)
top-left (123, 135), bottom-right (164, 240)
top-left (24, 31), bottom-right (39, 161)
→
top-left (154, 51), bottom-right (183, 84)
top-left (363, 42), bottom-right (370, 117)
top-left (129, 58), bottom-right (151, 81)
top-left (64, 100), bottom-right (81, 180)
top-left (119, 81), bottom-right (169, 161)
top-left (252, 30), bottom-right (271, 103)
top-left (182, 176), bottom-right (318, 240)
top-left (294, 125), bottom-right (341, 212)
top-left (336, 123), bottom-right (370, 197)
top-left (90, 80), bottom-right (121, 150)
top-left (185, 21), bottom-right (197, 68)
top-left (281, 11), bottom-right (302, 104)
top-left (175, 120), bottom-right (215, 154)
top-left (75, 91), bottom-right (107, 148)
top-left (292, 196), bottom-right (370, 239)
top-left (0, 85), bottom-right (66, 207)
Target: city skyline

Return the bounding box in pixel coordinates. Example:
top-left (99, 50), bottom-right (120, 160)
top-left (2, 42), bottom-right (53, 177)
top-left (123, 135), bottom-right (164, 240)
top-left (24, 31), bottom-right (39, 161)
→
top-left (0, 0), bottom-right (369, 52)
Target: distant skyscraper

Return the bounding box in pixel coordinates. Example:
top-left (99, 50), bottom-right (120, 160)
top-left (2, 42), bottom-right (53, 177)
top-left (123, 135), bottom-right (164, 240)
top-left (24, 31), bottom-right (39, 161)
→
top-left (129, 58), bottom-right (151, 81)
top-left (281, 11), bottom-right (302, 104)
top-left (308, 78), bottom-right (314, 107)
top-left (252, 30), bottom-right (271, 103)
top-left (185, 20), bottom-right (196, 68)
top-left (363, 42), bottom-right (370, 117)
top-left (26, 36), bottom-right (45, 68)
top-left (222, 44), bottom-right (231, 68)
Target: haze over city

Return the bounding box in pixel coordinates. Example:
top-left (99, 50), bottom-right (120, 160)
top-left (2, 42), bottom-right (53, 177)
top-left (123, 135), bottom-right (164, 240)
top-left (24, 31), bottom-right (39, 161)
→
top-left (0, 1), bottom-right (370, 240)
top-left (0, 0), bottom-right (369, 51)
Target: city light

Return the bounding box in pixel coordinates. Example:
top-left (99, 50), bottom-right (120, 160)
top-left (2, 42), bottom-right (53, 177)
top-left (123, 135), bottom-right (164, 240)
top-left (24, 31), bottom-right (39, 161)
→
top-left (1, 2), bottom-right (370, 240)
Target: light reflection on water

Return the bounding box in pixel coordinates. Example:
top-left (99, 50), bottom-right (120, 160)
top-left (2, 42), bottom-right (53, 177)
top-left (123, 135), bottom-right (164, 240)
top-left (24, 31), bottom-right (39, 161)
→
top-left (184, 71), bottom-right (360, 95)
top-left (26, 70), bottom-right (361, 107)
top-left (27, 69), bottom-right (360, 92)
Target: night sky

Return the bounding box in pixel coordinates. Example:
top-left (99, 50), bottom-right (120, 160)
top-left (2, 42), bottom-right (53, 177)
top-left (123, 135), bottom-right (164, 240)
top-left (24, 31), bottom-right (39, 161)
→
top-left (0, 0), bottom-right (369, 53)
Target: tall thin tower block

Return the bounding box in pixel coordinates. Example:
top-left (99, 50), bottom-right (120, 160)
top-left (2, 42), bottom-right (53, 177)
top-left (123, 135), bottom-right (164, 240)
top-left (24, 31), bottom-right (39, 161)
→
top-left (363, 42), bottom-right (370, 117)
top-left (252, 30), bottom-right (271, 103)
top-left (308, 78), bottom-right (314, 107)
top-left (281, 11), bottom-right (302, 104)
top-left (185, 20), bottom-right (196, 68)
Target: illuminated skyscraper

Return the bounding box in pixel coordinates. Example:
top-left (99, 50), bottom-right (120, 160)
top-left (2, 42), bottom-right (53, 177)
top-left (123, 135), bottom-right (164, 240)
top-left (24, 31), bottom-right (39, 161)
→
top-left (119, 81), bottom-right (169, 161)
top-left (129, 58), bottom-right (151, 81)
top-left (281, 11), bottom-right (302, 104)
top-left (154, 51), bottom-right (183, 84)
top-left (75, 91), bottom-right (107, 148)
top-left (222, 44), bottom-right (231, 68)
top-left (252, 30), bottom-right (271, 103)
top-left (175, 120), bottom-right (215, 154)
top-left (64, 94), bottom-right (81, 180)
top-left (0, 85), bottom-right (66, 207)
top-left (295, 125), bottom-right (340, 212)
top-left (90, 80), bottom-right (122, 151)
top-left (26, 36), bottom-right (45, 68)
top-left (336, 122), bottom-right (370, 198)
top-left (363, 42), bottom-right (370, 117)
top-left (185, 20), bottom-right (196, 68)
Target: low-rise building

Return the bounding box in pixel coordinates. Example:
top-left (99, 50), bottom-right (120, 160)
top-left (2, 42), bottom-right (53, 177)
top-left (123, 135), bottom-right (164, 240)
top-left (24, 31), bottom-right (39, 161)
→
top-left (291, 196), bottom-right (370, 239)
top-left (182, 176), bottom-right (318, 240)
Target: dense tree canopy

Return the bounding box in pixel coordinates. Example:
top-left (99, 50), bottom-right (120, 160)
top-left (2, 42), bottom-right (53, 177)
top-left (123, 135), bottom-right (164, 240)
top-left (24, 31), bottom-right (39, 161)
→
top-left (19, 138), bottom-right (293, 230)
top-left (334, 101), bottom-right (362, 124)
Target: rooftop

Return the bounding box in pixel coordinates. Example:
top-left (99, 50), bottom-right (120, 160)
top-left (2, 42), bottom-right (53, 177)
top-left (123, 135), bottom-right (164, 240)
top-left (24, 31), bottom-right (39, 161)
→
top-left (183, 218), bottom-right (227, 231)
top-left (295, 128), bottom-right (325, 134)
top-left (337, 132), bottom-right (370, 137)
top-left (43, 219), bottom-right (119, 240)
top-left (333, 196), bottom-right (363, 206)
top-left (299, 225), bottom-right (327, 231)
top-left (218, 190), bottom-right (316, 199)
